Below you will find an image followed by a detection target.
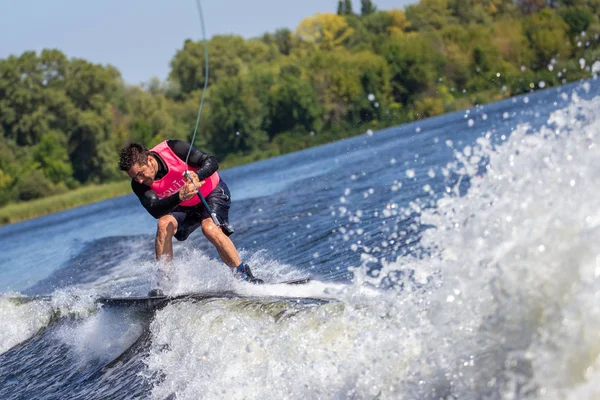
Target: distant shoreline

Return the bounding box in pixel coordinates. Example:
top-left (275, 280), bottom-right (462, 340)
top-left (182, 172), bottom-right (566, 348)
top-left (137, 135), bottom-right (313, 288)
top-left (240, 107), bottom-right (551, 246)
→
top-left (0, 118), bottom-right (386, 226)
top-left (0, 181), bottom-right (132, 226)
top-left (0, 77), bottom-right (595, 227)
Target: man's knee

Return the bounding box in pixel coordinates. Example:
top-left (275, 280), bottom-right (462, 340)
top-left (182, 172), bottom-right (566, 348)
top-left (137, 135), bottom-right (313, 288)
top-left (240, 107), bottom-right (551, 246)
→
top-left (201, 220), bottom-right (220, 241)
top-left (157, 216), bottom-right (177, 237)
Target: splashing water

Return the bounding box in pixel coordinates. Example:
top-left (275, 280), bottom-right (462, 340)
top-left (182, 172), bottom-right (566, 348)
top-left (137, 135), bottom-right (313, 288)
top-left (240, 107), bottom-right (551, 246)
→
top-left (0, 296), bottom-right (53, 354)
top-left (351, 92), bottom-right (600, 398)
top-left (140, 91), bottom-right (600, 399)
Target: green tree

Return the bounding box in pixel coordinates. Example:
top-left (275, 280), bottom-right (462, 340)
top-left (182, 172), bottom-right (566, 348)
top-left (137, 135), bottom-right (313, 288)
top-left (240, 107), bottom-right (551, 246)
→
top-left (0, 49), bottom-right (120, 188)
top-left (68, 108), bottom-right (114, 183)
top-left (560, 6), bottom-right (594, 34)
top-left (171, 35), bottom-right (280, 96)
top-left (307, 50), bottom-right (362, 125)
top-left (361, 0), bottom-right (377, 16)
top-left (438, 25), bottom-right (473, 88)
top-left (344, 0), bottom-right (355, 15)
top-left (296, 13), bottom-right (355, 50)
top-left (165, 91), bottom-right (209, 146)
top-left (170, 36), bottom-right (246, 94)
top-left (124, 87), bottom-right (175, 145)
top-left (305, 48), bottom-right (392, 126)
top-left (347, 51), bottom-right (393, 123)
top-left (336, 0), bottom-right (355, 16)
top-left (0, 52), bottom-right (51, 146)
top-left (388, 9), bottom-right (411, 33)
top-left (383, 34), bottom-right (445, 104)
top-left (13, 169), bottom-right (57, 201)
top-left (0, 137), bottom-right (21, 205)
top-left (65, 58), bottom-right (121, 112)
top-left (524, 9), bottom-right (570, 66)
top-left (267, 66), bottom-right (323, 138)
top-left (344, 15), bottom-right (377, 51)
top-left (206, 76), bottom-right (268, 158)
top-left (0, 168), bottom-right (14, 206)
top-left (241, 38), bottom-right (279, 66)
top-left (245, 64), bottom-right (278, 134)
top-left (405, 0), bottom-right (453, 31)
top-left (588, 0), bottom-right (600, 14)
top-left (447, 0), bottom-right (493, 25)
top-left (413, 96), bottom-right (444, 118)
top-left (262, 28), bottom-right (295, 55)
top-left (33, 130), bottom-right (73, 184)
top-left (361, 10), bottom-right (395, 36)
top-left (490, 19), bottom-right (533, 67)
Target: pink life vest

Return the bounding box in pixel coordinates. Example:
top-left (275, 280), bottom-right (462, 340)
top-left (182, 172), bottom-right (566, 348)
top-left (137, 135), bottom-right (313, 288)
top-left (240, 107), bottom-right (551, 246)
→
top-left (149, 141), bottom-right (220, 207)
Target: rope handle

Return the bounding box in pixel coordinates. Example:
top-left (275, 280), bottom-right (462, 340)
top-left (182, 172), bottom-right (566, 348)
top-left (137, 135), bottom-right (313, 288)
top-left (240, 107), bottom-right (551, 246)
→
top-left (184, 170), bottom-right (221, 227)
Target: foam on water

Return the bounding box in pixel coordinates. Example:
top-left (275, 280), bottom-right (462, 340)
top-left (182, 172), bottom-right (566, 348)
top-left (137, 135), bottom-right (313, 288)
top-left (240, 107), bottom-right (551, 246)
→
top-left (0, 237), bottom-right (336, 361)
top-left (144, 291), bottom-right (416, 400)
top-left (354, 88), bottom-right (600, 398)
top-left (141, 87), bottom-right (600, 399)
top-left (139, 247), bottom-right (336, 296)
top-left (0, 295), bottom-right (54, 354)
top-left (53, 306), bottom-right (148, 364)
top-left (0, 287), bottom-right (100, 355)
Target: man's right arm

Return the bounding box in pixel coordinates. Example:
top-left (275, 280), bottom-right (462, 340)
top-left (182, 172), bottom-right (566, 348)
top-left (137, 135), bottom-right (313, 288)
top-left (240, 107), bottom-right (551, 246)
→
top-left (132, 180), bottom-right (181, 219)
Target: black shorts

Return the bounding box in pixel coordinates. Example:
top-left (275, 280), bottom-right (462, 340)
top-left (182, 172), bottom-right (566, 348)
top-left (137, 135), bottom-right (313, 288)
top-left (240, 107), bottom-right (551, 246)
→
top-left (170, 180), bottom-right (233, 241)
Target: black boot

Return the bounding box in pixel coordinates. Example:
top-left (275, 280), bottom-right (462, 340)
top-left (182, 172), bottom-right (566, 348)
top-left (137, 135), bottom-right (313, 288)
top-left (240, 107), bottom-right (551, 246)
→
top-left (234, 263), bottom-right (264, 284)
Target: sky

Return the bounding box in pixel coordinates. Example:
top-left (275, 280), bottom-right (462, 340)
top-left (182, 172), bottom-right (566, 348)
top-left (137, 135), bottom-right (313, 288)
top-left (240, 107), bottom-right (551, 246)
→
top-left (1, 0), bottom-right (413, 85)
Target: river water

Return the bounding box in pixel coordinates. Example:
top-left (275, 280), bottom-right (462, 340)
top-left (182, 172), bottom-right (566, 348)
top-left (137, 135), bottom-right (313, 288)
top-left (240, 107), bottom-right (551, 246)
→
top-left (1, 79), bottom-right (599, 399)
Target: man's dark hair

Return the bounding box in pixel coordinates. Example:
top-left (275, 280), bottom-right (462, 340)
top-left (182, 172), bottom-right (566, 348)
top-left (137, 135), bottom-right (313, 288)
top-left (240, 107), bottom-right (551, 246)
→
top-left (119, 143), bottom-right (149, 171)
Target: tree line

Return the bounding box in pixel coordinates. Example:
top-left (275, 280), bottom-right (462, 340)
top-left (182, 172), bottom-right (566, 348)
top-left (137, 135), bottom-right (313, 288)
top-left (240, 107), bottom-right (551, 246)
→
top-left (0, 0), bottom-right (598, 206)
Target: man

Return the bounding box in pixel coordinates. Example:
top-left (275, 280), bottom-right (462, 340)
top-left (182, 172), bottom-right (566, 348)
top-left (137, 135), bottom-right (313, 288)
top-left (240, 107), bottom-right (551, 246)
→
top-left (118, 140), bottom-right (263, 292)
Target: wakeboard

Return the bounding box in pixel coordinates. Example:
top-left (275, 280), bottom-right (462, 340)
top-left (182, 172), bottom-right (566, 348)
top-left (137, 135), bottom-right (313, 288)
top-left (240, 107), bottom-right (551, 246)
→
top-left (97, 291), bottom-right (238, 308)
top-left (97, 277), bottom-right (314, 310)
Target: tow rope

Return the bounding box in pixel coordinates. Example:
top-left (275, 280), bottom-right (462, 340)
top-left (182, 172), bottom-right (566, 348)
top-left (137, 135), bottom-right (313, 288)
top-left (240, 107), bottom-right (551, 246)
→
top-left (183, 0), bottom-right (221, 228)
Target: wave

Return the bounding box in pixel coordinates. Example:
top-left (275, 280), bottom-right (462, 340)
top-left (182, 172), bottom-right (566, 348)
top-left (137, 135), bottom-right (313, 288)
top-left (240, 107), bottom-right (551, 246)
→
top-left (140, 82), bottom-right (600, 400)
top-left (347, 82), bottom-right (600, 398)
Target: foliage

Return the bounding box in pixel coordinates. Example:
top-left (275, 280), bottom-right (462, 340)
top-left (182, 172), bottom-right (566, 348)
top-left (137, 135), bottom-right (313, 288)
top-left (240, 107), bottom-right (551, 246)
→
top-left (524, 9), bottom-right (571, 66)
top-left (267, 66), bottom-right (323, 138)
top-left (361, 0), bottom-right (378, 16)
top-left (559, 6), bottom-right (594, 34)
top-left (205, 76), bottom-right (268, 158)
top-left (337, 0), bottom-right (355, 16)
top-left (383, 33), bottom-right (446, 104)
top-left (261, 29), bottom-right (295, 56)
top-left (33, 130), bottom-right (73, 184)
top-left (296, 13), bottom-right (355, 50)
top-left (1, 0), bottom-right (600, 215)
top-left (405, 0), bottom-right (453, 31)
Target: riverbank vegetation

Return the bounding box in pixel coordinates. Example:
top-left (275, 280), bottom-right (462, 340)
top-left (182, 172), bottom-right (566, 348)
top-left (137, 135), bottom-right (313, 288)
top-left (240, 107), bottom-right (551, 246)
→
top-left (0, 0), bottom-right (598, 223)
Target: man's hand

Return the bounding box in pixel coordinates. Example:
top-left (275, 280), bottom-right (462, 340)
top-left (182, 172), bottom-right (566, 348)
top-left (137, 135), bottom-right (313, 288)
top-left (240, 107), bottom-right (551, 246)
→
top-left (178, 172), bottom-right (205, 201)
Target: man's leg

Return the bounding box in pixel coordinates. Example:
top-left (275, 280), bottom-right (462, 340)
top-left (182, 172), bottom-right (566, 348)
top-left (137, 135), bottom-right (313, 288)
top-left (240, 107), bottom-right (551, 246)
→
top-left (156, 214), bottom-right (178, 261)
top-left (199, 181), bottom-right (262, 284)
top-left (197, 214), bottom-right (262, 283)
top-left (201, 218), bottom-right (240, 269)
